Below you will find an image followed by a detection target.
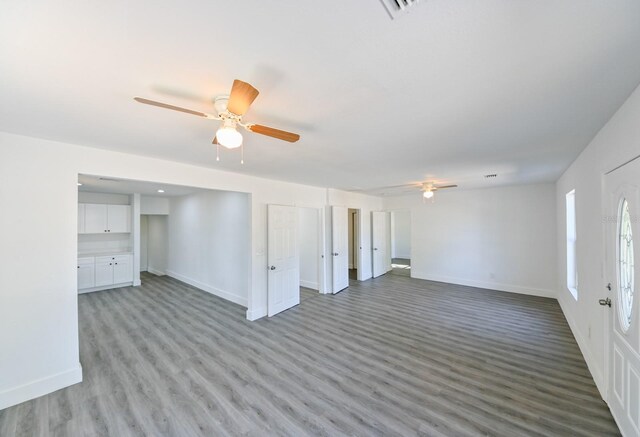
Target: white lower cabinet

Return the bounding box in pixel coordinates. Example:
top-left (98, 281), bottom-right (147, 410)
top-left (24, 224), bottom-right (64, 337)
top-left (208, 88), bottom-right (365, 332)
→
top-left (77, 257), bottom-right (95, 289)
top-left (79, 254), bottom-right (133, 292)
top-left (95, 257), bottom-right (115, 287)
top-left (113, 255), bottom-right (133, 284)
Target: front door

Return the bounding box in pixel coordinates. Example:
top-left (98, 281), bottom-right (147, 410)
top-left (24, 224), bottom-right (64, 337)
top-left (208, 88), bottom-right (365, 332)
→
top-left (605, 157), bottom-right (640, 435)
top-left (267, 205), bottom-right (300, 317)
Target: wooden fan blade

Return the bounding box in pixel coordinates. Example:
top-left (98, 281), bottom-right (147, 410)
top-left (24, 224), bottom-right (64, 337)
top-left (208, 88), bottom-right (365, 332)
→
top-left (227, 80), bottom-right (259, 116)
top-left (134, 97), bottom-right (208, 117)
top-left (435, 184), bottom-right (458, 189)
top-left (248, 124), bottom-right (300, 142)
top-left (212, 137), bottom-right (218, 144)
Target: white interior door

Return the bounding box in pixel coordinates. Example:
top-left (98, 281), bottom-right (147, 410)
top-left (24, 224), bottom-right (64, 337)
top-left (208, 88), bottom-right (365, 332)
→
top-left (332, 206), bottom-right (349, 293)
top-left (372, 211), bottom-right (388, 278)
top-left (268, 205), bottom-right (300, 317)
top-left (605, 157), bottom-right (640, 436)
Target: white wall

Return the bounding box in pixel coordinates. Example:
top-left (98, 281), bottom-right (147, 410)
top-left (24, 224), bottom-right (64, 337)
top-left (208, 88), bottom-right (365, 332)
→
top-left (147, 215), bottom-right (168, 276)
top-left (383, 184), bottom-right (557, 297)
top-left (555, 83), bottom-right (640, 398)
top-left (391, 210), bottom-right (411, 259)
top-left (298, 208), bottom-right (319, 290)
top-left (140, 215), bottom-right (148, 271)
top-left (141, 196), bottom-right (170, 215)
top-left (167, 190), bottom-right (250, 307)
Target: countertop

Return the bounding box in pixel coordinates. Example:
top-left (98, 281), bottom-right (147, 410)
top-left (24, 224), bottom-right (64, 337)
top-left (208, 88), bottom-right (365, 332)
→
top-left (78, 251), bottom-right (133, 259)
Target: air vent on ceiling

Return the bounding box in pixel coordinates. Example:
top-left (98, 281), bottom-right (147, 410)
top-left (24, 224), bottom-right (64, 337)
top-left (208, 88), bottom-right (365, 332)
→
top-left (484, 174), bottom-right (498, 179)
top-left (380, 0), bottom-right (421, 19)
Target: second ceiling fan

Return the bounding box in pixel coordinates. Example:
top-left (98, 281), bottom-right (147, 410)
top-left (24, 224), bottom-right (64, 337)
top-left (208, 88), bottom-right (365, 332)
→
top-left (134, 79), bottom-right (300, 161)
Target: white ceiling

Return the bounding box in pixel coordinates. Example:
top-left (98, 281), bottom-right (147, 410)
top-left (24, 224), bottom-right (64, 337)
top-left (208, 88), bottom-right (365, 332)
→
top-left (2, 1), bottom-right (640, 192)
top-left (78, 174), bottom-right (206, 197)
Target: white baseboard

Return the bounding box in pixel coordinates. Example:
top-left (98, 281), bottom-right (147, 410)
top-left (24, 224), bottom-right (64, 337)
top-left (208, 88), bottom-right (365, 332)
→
top-left (557, 295), bottom-right (607, 400)
top-left (410, 271), bottom-right (556, 299)
top-left (300, 280), bottom-right (319, 290)
top-left (78, 282), bottom-right (133, 294)
top-left (147, 267), bottom-right (165, 276)
top-left (0, 363), bottom-right (82, 410)
top-left (246, 307), bottom-right (267, 321)
top-left (165, 270), bottom-right (247, 307)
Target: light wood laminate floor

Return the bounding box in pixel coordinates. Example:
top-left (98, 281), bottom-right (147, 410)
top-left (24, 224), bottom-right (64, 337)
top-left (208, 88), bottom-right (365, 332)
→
top-left (0, 272), bottom-right (619, 436)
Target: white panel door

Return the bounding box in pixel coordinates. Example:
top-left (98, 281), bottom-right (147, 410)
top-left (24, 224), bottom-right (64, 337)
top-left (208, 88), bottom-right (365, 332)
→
top-left (332, 206), bottom-right (349, 294)
top-left (113, 255), bottom-right (133, 284)
top-left (85, 204), bottom-right (108, 233)
top-left (107, 205), bottom-right (131, 233)
top-left (95, 259), bottom-right (114, 287)
top-left (605, 157), bottom-right (640, 436)
top-left (372, 211), bottom-right (388, 278)
top-left (77, 259), bottom-right (95, 290)
top-left (267, 205), bottom-right (300, 317)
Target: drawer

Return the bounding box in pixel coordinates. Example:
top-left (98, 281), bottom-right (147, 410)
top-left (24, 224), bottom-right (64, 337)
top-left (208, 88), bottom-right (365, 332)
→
top-left (78, 257), bottom-right (95, 266)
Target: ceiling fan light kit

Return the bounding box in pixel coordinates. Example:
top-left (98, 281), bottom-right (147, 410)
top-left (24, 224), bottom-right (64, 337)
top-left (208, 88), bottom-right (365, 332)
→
top-left (134, 79), bottom-right (300, 162)
top-left (216, 119), bottom-right (243, 149)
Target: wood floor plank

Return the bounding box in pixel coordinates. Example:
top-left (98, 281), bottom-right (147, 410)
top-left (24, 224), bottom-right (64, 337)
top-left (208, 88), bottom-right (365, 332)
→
top-left (0, 272), bottom-right (620, 436)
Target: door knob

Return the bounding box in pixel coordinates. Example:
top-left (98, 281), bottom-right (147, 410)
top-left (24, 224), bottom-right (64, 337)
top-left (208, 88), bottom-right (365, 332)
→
top-left (373, 248), bottom-right (378, 251)
top-left (270, 266), bottom-right (276, 270)
top-left (599, 298), bottom-right (612, 307)
top-left (333, 252), bottom-right (339, 256)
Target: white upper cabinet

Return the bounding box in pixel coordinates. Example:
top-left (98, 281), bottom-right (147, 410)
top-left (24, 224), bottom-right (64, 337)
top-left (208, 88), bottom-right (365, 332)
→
top-left (84, 204), bottom-right (108, 233)
top-left (79, 203), bottom-right (131, 234)
top-left (107, 205), bottom-right (131, 233)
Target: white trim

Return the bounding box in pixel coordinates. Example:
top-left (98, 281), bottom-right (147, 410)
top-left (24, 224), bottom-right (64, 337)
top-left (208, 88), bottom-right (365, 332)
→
top-left (558, 295), bottom-right (607, 399)
top-left (147, 267), bottom-right (165, 276)
top-left (0, 363), bottom-right (82, 410)
top-left (246, 307), bottom-right (267, 321)
top-left (300, 280), bottom-right (319, 291)
top-left (78, 282), bottom-right (133, 294)
top-left (165, 270), bottom-right (247, 307)
top-left (411, 271), bottom-right (556, 299)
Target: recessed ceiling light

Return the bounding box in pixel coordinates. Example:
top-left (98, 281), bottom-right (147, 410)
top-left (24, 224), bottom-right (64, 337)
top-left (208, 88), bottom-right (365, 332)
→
top-left (77, 183), bottom-right (83, 186)
top-left (157, 189), bottom-right (165, 193)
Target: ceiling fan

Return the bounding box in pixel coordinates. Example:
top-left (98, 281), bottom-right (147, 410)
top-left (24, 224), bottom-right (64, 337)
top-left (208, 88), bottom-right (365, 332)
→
top-left (365, 181), bottom-right (458, 199)
top-left (134, 79), bottom-right (300, 162)
top-left (419, 182), bottom-right (457, 199)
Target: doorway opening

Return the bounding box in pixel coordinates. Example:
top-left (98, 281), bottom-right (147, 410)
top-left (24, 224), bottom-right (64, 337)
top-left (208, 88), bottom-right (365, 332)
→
top-left (140, 215), bottom-right (168, 277)
top-left (390, 210), bottom-right (411, 277)
top-left (298, 207), bottom-right (323, 304)
top-left (77, 174), bottom-right (251, 308)
top-left (348, 208), bottom-right (359, 280)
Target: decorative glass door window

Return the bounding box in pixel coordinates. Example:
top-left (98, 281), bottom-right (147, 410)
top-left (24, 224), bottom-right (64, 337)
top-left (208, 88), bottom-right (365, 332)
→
top-left (618, 198), bottom-right (635, 331)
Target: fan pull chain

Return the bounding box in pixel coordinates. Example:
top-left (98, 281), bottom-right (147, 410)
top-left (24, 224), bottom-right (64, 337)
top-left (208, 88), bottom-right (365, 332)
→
top-left (241, 144), bottom-right (244, 165)
top-left (216, 143), bottom-right (220, 162)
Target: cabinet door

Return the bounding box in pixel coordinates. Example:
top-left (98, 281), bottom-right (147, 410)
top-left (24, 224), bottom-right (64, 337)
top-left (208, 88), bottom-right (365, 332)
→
top-left (113, 255), bottom-right (133, 284)
top-left (85, 204), bottom-right (108, 233)
top-left (78, 204), bottom-right (86, 234)
top-left (77, 263), bottom-right (95, 289)
top-left (95, 261), bottom-right (114, 287)
top-left (107, 205), bottom-right (131, 233)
